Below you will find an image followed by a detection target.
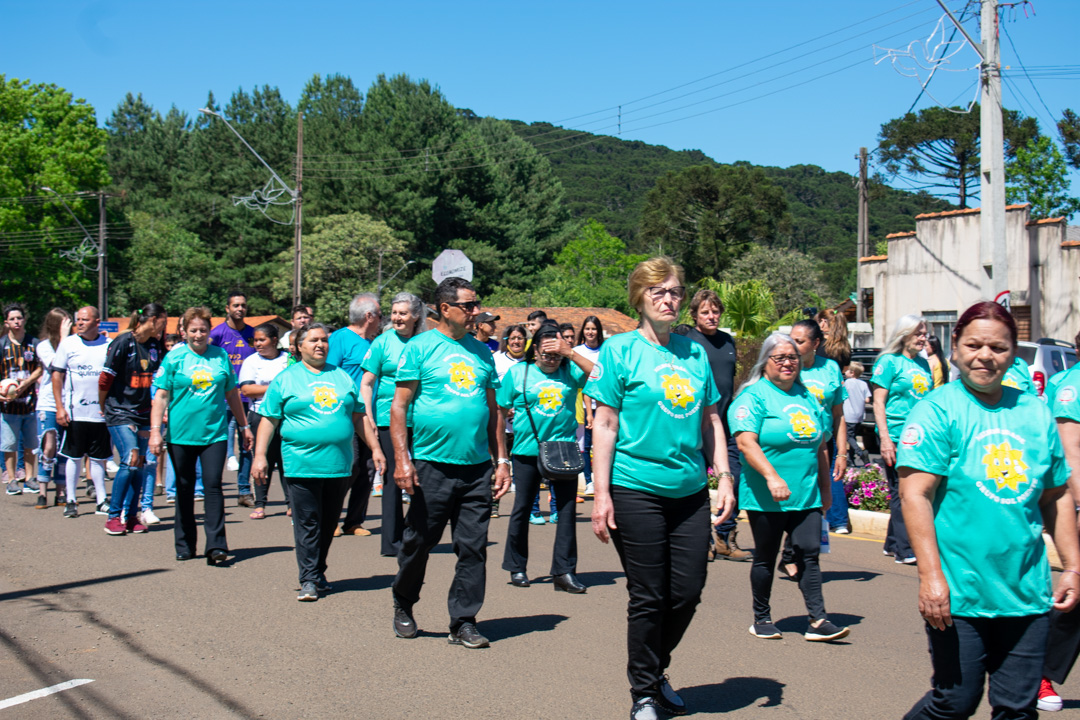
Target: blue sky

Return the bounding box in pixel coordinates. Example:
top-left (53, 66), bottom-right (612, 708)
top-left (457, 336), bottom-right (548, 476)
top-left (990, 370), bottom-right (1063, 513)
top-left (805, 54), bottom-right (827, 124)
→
top-left (4, 0), bottom-right (1078, 197)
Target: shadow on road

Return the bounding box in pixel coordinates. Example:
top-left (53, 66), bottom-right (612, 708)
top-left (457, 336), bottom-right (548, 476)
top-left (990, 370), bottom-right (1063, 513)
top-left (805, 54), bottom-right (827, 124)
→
top-left (0, 569), bottom-right (169, 602)
top-left (229, 545), bottom-right (294, 562)
top-left (821, 570), bottom-right (881, 583)
top-left (552, 570), bottom-right (623, 587)
top-left (480, 613), bottom-right (569, 641)
top-left (330, 574), bottom-right (396, 593)
top-left (680, 676), bottom-right (785, 713)
top-left (775, 612), bottom-right (864, 634)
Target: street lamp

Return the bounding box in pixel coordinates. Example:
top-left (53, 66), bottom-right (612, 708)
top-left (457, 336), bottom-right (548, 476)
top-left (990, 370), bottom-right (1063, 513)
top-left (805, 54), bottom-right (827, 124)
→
top-left (41, 187), bottom-right (106, 317)
top-left (377, 259), bottom-right (417, 300)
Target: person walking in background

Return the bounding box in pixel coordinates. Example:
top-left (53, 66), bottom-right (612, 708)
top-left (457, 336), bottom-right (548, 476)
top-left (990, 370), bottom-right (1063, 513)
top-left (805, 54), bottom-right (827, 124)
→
top-left (390, 277), bottom-right (510, 650)
top-left (239, 322), bottom-right (291, 519)
top-left (327, 292), bottom-right (382, 538)
top-left (150, 307), bottom-right (253, 564)
top-left (842, 362), bottom-right (871, 467)
top-left (473, 312), bottom-right (500, 352)
top-left (525, 310), bottom-right (547, 338)
top-left (208, 291), bottom-right (256, 507)
top-left (99, 303), bottom-right (167, 535)
top-left (818, 309), bottom-right (852, 371)
top-left (589, 257), bottom-right (735, 720)
top-left (872, 314), bottom-right (932, 565)
top-left (278, 304), bottom-right (312, 351)
top-left (492, 324), bottom-right (527, 518)
top-left (253, 323), bottom-right (385, 601)
top-left (574, 316), bottom-right (604, 499)
top-left (899, 302), bottom-right (1079, 719)
top-left (360, 291), bottom-right (425, 556)
top-left (33, 308), bottom-right (71, 507)
top-left (925, 336), bottom-right (950, 389)
top-left (1, 303), bottom-right (43, 497)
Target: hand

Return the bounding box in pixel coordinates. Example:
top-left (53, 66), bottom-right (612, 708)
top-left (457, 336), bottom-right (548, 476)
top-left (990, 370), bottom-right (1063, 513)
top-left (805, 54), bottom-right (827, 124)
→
top-left (713, 483), bottom-right (736, 525)
top-left (591, 492), bottom-right (617, 543)
top-left (766, 476), bottom-right (791, 502)
top-left (492, 464), bottom-right (511, 500)
top-left (59, 316), bottom-right (72, 339)
top-left (585, 419), bottom-right (593, 430)
top-left (372, 449), bottom-right (387, 477)
top-left (241, 427), bottom-right (254, 452)
top-left (251, 455), bottom-right (269, 485)
top-left (148, 430), bottom-right (165, 458)
top-left (833, 455), bottom-right (848, 481)
top-left (880, 439), bottom-right (897, 468)
top-left (395, 457), bottom-right (418, 495)
top-left (15, 379), bottom-right (34, 398)
top-left (56, 406), bottom-right (71, 427)
top-left (540, 335), bottom-right (571, 358)
top-left (918, 571), bottom-right (952, 631)
top-left (1053, 571), bottom-right (1080, 612)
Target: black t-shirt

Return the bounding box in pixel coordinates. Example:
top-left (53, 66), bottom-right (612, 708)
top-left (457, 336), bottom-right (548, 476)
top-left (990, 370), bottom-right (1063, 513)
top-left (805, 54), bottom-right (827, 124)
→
top-left (678, 326), bottom-right (737, 430)
top-left (102, 333), bottom-right (164, 426)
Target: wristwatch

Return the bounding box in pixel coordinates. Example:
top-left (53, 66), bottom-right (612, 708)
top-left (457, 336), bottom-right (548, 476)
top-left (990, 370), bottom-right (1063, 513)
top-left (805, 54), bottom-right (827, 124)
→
top-left (496, 458), bottom-right (511, 466)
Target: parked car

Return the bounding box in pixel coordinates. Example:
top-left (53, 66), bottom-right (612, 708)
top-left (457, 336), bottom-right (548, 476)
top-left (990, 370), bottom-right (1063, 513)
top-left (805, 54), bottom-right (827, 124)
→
top-left (1016, 338), bottom-right (1078, 396)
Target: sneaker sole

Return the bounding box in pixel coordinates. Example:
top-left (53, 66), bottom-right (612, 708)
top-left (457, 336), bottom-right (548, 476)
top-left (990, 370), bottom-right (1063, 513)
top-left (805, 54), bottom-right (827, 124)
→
top-left (748, 626), bottom-right (782, 639)
top-left (103, 528), bottom-right (126, 536)
top-left (447, 634), bottom-right (489, 649)
top-left (1037, 699), bottom-right (1063, 712)
top-left (297, 594), bottom-right (318, 602)
top-left (806, 627), bottom-right (851, 642)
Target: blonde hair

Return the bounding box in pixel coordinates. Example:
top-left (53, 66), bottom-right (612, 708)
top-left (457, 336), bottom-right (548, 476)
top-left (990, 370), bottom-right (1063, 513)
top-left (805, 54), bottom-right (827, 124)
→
top-left (824, 311), bottom-right (850, 359)
top-left (847, 360), bottom-right (865, 378)
top-left (627, 256), bottom-right (685, 315)
top-left (180, 306), bottom-right (212, 332)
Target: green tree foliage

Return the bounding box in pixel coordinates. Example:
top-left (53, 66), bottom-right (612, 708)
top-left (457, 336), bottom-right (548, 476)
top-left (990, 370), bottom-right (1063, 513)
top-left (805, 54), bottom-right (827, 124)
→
top-left (638, 165), bottom-right (790, 282)
top-left (714, 279), bottom-right (776, 338)
top-left (877, 104), bottom-right (1040, 209)
top-left (1058, 109), bottom-right (1080, 170)
top-left (270, 213), bottom-right (404, 326)
top-left (723, 244), bottom-right (828, 317)
top-left (1006, 136), bottom-right (1080, 220)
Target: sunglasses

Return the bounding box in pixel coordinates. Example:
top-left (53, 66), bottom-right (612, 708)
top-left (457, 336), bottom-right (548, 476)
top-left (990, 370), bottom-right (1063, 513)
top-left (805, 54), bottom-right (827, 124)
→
top-left (446, 301), bottom-right (482, 312)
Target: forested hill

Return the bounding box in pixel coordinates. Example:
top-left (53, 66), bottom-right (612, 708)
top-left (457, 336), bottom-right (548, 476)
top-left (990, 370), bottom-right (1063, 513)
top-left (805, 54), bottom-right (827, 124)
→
top-left (509, 120), bottom-right (951, 293)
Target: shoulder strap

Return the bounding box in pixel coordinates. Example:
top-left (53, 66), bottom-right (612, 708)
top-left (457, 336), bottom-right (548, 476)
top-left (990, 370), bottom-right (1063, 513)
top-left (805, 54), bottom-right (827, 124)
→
top-left (521, 362), bottom-right (542, 445)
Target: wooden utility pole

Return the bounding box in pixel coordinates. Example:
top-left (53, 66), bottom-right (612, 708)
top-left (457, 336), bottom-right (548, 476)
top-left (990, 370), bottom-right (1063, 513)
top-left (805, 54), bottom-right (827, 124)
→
top-left (98, 192), bottom-right (107, 318)
top-left (856, 147), bottom-right (869, 323)
top-left (980, 0), bottom-right (1008, 306)
top-left (293, 113), bottom-right (304, 307)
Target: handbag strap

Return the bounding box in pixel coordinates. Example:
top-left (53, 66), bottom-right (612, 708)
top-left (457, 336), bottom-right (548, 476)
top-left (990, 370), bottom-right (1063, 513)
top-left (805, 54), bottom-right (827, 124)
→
top-left (521, 362), bottom-right (543, 448)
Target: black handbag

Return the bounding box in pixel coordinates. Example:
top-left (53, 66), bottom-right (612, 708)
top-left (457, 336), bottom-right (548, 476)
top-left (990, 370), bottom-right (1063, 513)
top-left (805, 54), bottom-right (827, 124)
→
top-left (522, 363), bottom-right (585, 482)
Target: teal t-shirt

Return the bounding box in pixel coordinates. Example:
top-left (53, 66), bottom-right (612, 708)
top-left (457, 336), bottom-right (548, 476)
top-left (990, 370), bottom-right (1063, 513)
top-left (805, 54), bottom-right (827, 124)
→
top-left (496, 361), bottom-right (588, 458)
top-left (361, 330), bottom-right (412, 428)
top-left (157, 345), bottom-right (235, 446)
top-left (585, 331), bottom-right (720, 499)
top-left (1050, 364), bottom-right (1080, 420)
top-left (1002, 355), bottom-right (1037, 396)
top-left (897, 381), bottom-right (1069, 617)
top-left (259, 363), bottom-right (359, 479)
top-left (871, 352), bottom-right (933, 441)
top-left (327, 327), bottom-right (370, 411)
top-left (396, 330), bottom-right (499, 465)
top-left (800, 355), bottom-right (847, 433)
top-left (728, 379), bottom-right (829, 512)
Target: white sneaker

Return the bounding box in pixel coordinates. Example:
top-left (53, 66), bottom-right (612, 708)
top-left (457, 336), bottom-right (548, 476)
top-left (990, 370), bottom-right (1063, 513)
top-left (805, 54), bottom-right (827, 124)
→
top-left (226, 456), bottom-right (239, 472)
top-left (140, 509), bottom-right (161, 525)
top-left (584, 482), bottom-right (594, 496)
top-left (106, 460), bottom-right (120, 474)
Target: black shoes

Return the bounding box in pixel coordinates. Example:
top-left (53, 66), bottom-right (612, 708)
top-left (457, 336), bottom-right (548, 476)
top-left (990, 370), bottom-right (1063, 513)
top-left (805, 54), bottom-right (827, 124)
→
top-left (176, 551), bottom-right (192, 561)
top-left (510, 572), bottom-right (530, 587)
top-left (630, 696), bottom-right (660, 720)
top-left (448, 622), bottom-right (489, 649)
top-left (393, 605), bottom-right (418, 639)
top-left (206, 549), bottom-right (228, 566)
top-left (553, 573), bottom-right (586, 594)
top-left (657, 676), bottom-right (688, 715)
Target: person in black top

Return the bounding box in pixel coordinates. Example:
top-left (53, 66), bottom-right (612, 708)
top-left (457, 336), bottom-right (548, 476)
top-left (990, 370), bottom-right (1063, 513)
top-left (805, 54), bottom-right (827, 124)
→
top-left (675, 289), bottom-right (749, 561)
top-left (98, 303), bottom-right (167, 535)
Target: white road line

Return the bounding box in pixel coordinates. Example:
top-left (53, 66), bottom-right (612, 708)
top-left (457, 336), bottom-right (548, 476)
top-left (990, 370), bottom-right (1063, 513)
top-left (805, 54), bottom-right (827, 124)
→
top-left (0, 679), bottom-right (94, 710)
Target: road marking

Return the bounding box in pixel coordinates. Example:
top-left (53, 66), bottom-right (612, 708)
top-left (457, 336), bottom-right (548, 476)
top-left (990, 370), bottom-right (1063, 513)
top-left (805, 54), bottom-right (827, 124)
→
top-left (0, 679), bottom-right (94, 710)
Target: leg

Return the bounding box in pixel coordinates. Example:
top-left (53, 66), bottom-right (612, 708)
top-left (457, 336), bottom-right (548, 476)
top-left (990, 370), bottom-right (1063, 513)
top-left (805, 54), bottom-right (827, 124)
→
top-left (316, 477), bottom-right (348, 578)
top-left (251, 416), bottom-right (269, 509)
top-left (884, 462), bottom-right (913, 559)
top-left (446, 462), bottom-right (492, 630)
top-left (378, 428), bottom-right (404, 555)
top-left (904, 617), bottom-right (989, 720)
top-left (582, 425), bottom-right (593, 484)
top-left (714, 434), bottom-right (742, 537)
top-left (501, 455), bottom-right (542, 574)
top-left (824, 439), bottom-right (850, 531)
top-left (787, 509), bottom-right (827, 623)
top-left (341, 433), bottom-right (373, 530)
top-left (1044, 607), bottom-right (1080, 684)
top-left (169, 444), bottom-right (199, 555)
top-left (745, 511), bottom-right (788, 623)
top-left (107, 425), bottom-right (138, 521)
top-left (392, 460), bottom-right (456, 610)
top-left (550, 478), bottom-right (580, 576)
top-left (198, 441), bottom-right (228, 553)
top-left (286, 477), bottom-right (322, 584)
top-left (18, 415), bottom-right (38, 484)
top-left (658, 489), bottom-right (712, 673)
top-left (984, 614), bottom-right (1049, 720)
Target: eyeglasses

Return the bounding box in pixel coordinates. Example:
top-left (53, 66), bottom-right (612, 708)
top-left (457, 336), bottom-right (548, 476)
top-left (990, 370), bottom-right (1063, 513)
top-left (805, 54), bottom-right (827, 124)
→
top-left (446, 301), bottom-right (481, 312)
top-left (646, 286), bottom-right (686, 301)
top-left (768, 354), bottom-right (800, 366)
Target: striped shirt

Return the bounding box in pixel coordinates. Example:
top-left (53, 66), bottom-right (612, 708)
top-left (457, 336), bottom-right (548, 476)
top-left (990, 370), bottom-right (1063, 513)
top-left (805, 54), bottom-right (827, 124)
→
top-left (0, 334), bottom-right (40, 415)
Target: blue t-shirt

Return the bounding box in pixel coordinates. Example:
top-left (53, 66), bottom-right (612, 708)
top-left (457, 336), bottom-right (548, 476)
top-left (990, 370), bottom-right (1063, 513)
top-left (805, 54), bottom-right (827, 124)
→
top-left (327, 327), bottom-right (371, 412)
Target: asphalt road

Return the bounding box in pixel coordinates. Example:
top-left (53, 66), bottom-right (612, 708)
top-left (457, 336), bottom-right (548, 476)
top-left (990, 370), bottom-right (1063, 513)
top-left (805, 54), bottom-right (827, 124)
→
top-left (1, 477), bottom-right (1078, 719)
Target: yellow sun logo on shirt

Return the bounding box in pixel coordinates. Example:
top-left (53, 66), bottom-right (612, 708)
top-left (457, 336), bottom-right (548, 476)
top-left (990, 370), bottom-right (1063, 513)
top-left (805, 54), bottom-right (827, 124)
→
top-left (661, 373), bottom-right (696, 409)
top-left (981, 441), bottom-right (1030, 492)
top-left (911, 373), bottom-right (930, 395)
top-left (789, 410), bottom-right (817, 438)
top-left (537, 385), bottom-right (563, 411)
top-left (191, 369), bottom-right (213, 391)
top-left (312, 385), bottom-right (338, 410)
top-left (1002, 377), bottom-right (1021, 390)
top-left (807, 385), bottom-right (825, 402)
top-left (449, 361), bottom-right (476, 390)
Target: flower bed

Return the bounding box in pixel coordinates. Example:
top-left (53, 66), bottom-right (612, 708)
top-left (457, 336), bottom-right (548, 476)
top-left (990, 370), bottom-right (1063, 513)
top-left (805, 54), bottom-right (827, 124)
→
top-left (844, 463), bottom-right (890, 513)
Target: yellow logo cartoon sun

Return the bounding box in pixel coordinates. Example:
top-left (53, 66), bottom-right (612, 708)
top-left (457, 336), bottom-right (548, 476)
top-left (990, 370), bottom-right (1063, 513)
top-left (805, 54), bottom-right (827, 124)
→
top-left (1001, 377), bottom-right (1021, 390)
top-left (312, 385), bottom-right (339, 410)
top-left (911, 373), bottom-right (930, 395)
top-left (661, 372), bottom-right (696, 409)
top-left (807, 385), bottom-right (825, 402)
top-left (191, 369), bottom-right (213, 391)
top-left (981, 441), bottom-right (1030, 492)
top-left (537, 385), bottom-right (563, 412)
top-left (789, 410), bottom-right (817, 438)
top-left (449, 361), bottom-right (477, 390)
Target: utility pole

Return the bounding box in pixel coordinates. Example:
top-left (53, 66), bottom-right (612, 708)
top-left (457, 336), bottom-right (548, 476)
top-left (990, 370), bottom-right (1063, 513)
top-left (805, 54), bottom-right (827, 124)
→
top-left (856, 147), bottom-right (868, 323)
top-left (980, 0), bottom-right (1008, 306)
top-left (98, 192), bottom-right (107, 318)
top-left (293, 113), bottom-right (303, 307)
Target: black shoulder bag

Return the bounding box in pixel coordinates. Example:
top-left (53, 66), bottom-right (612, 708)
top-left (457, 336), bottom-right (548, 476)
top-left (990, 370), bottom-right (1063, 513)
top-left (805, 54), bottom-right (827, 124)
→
top-left (522, 362), bottom-right (585, 482)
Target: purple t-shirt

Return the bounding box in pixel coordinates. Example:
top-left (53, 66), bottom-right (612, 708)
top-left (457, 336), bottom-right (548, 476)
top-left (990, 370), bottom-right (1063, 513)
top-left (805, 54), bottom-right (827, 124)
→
top-left (209, 322), bottom-right (255, 403)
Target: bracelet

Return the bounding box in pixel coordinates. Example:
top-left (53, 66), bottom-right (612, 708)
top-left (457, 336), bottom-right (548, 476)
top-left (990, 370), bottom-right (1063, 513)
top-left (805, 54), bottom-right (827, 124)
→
top-left (238, 425), bottom-right (249, 431)
top-left (496, 458), bottom-right (511, 466)
top-left (1064, 569), bottom-right (1080, 579)
top-left (150, 426), bottom-right (162, 430)
top-left (715, 471), bottom-right (734, 479)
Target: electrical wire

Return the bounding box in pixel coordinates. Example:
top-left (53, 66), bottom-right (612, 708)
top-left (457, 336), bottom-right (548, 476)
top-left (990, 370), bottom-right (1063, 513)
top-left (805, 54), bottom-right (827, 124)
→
top-left (999, 21), bottom-right (1059, 130)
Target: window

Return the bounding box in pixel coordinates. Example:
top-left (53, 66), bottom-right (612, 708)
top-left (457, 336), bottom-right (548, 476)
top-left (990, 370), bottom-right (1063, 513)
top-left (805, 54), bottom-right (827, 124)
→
top-left (1051, 349), bottom-right (1065, 374)
top-left (923, 311), bottom-right (957, 356)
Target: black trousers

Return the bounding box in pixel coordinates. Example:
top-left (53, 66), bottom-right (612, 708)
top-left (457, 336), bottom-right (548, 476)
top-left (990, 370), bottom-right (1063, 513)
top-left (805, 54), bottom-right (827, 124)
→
top-left (377, 427), bottom-right (406, 556)
top-left (393, 460), bottom-right (492, 632)
top-left (610, 485), bottom-right (711, 698)
top-left (884, 461), bottom-right (913, 559)
top-left (168, 441), bottom-right (228, 557)
top-left (1044, 607), bottom-right (1080, 684)
top-left (287, 476), bottom-right (348, 584)
top-left (250, 413), bottom-right (288, 510)
top-left (501, 455), bottom-right (578, 576)
top-left (905, 614), bottom-right (1049, 720)
top-left (339, 433), bottom-right (374, 529)
top-left (746, 508), bottom-right (826, 623)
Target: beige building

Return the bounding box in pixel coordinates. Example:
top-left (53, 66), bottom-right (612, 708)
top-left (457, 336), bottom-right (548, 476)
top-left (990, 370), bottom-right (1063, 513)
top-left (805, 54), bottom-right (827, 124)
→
top-left (858, 203), bottom-right (1079, 351)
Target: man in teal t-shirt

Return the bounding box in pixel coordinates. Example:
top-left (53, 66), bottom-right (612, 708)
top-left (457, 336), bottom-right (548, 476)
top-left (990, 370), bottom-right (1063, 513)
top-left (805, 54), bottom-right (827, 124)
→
top-left (389, 278), bottom-right (510, 649)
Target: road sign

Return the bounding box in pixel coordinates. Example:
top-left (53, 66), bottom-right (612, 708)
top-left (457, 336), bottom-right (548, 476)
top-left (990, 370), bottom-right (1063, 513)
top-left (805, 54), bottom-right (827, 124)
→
top-left (431, 249), bottom-right (473, 284)
top-left (994, 289), bottom-right (1011, 310)
top-left (99, 322), bottom-right (119, 332)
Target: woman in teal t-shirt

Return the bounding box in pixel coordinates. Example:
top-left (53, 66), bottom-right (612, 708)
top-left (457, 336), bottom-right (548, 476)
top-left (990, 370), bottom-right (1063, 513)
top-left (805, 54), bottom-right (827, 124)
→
top-left (897, 302), bottom-right (1080, 719)
top-left (870, 314), bottom-right (932, 565)
top-left (149, 307), bottom-right (253, 566)
top-left (359, 291), bottom-right (424, 557)
top-left (496, 321), bottom-right (594, 593)
top-left (586, 257), bottom-right (735, 720)
top-left (728, 332), bottom-right (849, 643)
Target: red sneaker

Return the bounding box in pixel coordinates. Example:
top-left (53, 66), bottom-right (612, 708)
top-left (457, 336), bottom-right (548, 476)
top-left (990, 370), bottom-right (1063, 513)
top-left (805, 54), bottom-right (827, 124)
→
top-left (126, 520), bottom-right (148, 534)
top-left (1038, 677), bottom-right (1063, 712)
top-left (103, 517), bottom-right (127, 535)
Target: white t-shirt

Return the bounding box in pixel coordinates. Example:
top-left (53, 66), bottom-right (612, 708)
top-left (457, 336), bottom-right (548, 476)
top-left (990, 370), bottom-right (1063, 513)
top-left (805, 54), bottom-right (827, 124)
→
top-left (52, 334), bottom-right (111, 423)
top-left (36, 339), bottom-right (61, 413)
top-left (493, 351), bottom-right (523, 434)
top-left (574, 343), bottom-right (602, 410)
top-left (842, 377), bottom-right (871, 425)
top-left (238, 351), bottom-right (290, 413)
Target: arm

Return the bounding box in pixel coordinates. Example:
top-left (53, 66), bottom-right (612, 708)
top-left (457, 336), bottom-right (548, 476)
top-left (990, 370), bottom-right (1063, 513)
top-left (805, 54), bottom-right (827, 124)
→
top-left (701, 404), bottom-right (735, 524)
top-left (391, 381), bottom-right (418, 494)
top-left (898, 467), bottom-right (951, 630)
top-left (487, 388), bottom-right (510, 499)
top-left (872, 385), bottom-right (895, 467)
top-left (832, 405), bottom-right (848, 480)
top-left (225, 388), bottom-right (253, 451)
top-left (239, 384), bottom-right (268, 400)
top-left (17, 364), bottom-right (42, 398)
top-left (735, 432), bottom-right (790, 502)
top-left (53, 369), bottom-right (69, 426)
top-left (148, 388), bottom-right (171, 457)
top-left (1055, 420), bottom-right (1080, 514)
top-left (250, 415), bottom-right (281, 485)
top-left (360, 371), bottom-right (378, 429)
top-left (541, 336), bottom-right (594, 376)
top-left (584, 400), bottom-right (594, 430)
top-left (1040, 485), bottom-right (1080, 612)
top-left (590, 402), bottom-right (619, 543)
top-left (353, 412), bottom-right (386, 476)
top-left (817, 443), bottom-right (832, 510)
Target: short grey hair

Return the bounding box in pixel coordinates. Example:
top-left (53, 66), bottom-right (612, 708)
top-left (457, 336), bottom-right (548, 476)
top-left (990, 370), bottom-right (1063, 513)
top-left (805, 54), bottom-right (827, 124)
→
top-left (736, 332), bottom-right (799, 396)
top-left (389, 292), bottom-right (425, 336)
top-left (348, 293), bottom-right (379, 325)
top-left (881, 314), bottom-right (926, 356)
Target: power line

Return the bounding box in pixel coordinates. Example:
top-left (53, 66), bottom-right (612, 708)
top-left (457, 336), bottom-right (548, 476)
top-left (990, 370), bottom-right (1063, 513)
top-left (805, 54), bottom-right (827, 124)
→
top-left (999, 21), bottom-right (1058, 129)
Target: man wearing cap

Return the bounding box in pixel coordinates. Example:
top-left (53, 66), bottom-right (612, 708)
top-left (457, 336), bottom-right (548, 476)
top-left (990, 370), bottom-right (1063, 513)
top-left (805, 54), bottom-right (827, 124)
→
top-left (473, 312), bottom-right (500, 353)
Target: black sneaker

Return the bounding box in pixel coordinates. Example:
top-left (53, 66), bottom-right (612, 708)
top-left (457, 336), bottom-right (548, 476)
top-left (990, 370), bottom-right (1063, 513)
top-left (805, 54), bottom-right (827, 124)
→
top-left (630, 696), bottom-right (660, 720)
top-left (34, 494), bottom-right (48, 510)
top-left (749, 622), bottom-right (782, 639)
top-left (393, 606), bottom-right (418, 639)
top-left (656, 676), bottom-right (687, 715)
top-left (448, 622), bottom-right (489, 649)
top-left (315, 574), bottom-right (333, 592)
top-left (805, 620), bottom-right (850, 642)
top-left (63, 501), bottom-right (78, 518)
top-left (297, 581), bottom-right (318, 602)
